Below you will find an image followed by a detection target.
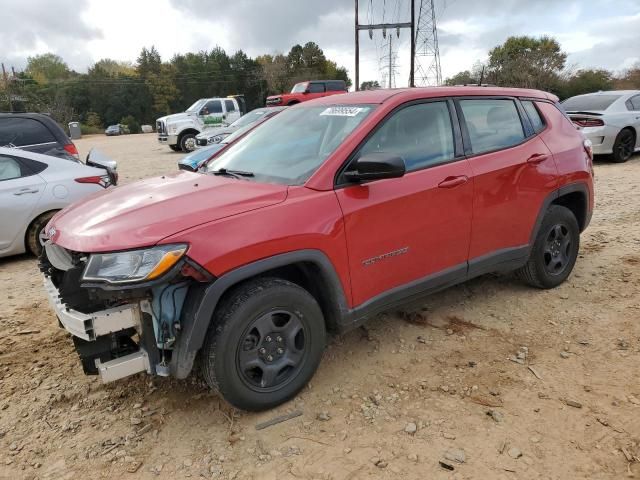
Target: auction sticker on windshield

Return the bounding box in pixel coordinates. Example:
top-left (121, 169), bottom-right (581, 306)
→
top-left (320, 106), bottom-right (365, 117)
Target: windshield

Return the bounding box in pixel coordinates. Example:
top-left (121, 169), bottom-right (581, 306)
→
top-left (230, 110), bottom-right (269, 128)
top-left (186, 99), bottom-right (206, 112)
top-left (205, 105), bottom-right (374, 185)
top-left (562, 94), bottom-right (621, 112)
top-left (291, 82), bottom-right (308, 93)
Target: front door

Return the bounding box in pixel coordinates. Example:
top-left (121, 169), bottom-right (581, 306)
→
top-left (335, 100), bottom-right (473, 307)
top-left (0, 154), bottom-right (45, 252)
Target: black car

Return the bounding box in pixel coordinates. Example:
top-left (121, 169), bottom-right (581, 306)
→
top-left (0, 113), bottom-right (79, 161)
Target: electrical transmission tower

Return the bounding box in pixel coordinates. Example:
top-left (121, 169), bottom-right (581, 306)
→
top-left (380, 35), bottom-right (399, 88)
top-left (414, 0), bottom-right (442, 86)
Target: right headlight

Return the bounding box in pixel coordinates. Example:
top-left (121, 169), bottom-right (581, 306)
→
top-left (82, 244), bottom-right (187, 284)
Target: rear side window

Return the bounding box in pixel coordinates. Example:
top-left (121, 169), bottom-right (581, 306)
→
top-left (522, 101), bottom-right (545, 133)
top-left (627, 95), bottom-right (640, 111)
top-left (326, 81), bottom-right (346, 92)
top-left (308, 83), bottom-right (325, 93)
top-left (224, 100), bottom-right (236, 112)
top-left (459, 99), bottom-right (525, 154)
top-left (0, 155), bottom-right (30, 181)
top-left (0, 117), bottom-right (56, 147)
top-left (359, 101), bottom-right (455, 172)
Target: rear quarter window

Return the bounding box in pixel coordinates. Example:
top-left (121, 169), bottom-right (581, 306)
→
top-left (0, 117), bottom-right (56, 147)
top-left (522, 101), bottom-right (546, 133)
top-left (459, 99), bottom-right (525, 154)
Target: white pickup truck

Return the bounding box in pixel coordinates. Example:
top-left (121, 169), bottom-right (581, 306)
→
top-left (156, 96), bottom-right (245, 152)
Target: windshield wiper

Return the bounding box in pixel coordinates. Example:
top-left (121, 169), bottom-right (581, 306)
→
top-left (210, 168), bottom-right (255, 178)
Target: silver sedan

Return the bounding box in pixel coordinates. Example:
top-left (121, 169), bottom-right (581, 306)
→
top-left (0, 147), bottom-right (116, 258)
top-left (562, 90), bottom-right (640, 163)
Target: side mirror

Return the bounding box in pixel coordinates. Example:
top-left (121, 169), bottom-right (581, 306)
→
top-left (344, 153), bottom-right (405, 183)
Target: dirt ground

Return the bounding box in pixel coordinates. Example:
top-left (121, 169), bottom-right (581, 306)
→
top-left (1, 133), bottom-right (639, 480)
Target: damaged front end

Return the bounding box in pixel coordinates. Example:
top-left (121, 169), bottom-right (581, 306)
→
top-left (40, 242), bottom-right (213, 383)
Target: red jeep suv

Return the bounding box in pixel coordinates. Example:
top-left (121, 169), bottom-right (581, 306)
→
top-left (266, 79), bottom-right (347, 106)
top-left (41, 87), bottom-right (594, 411)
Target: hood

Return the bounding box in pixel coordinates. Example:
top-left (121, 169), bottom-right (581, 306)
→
top-left (49, 171), bottom-right (288, 253)
top-left (196, 125), bottom-right (235, 140)
top-left (157, 112), bottom-right (193, 124)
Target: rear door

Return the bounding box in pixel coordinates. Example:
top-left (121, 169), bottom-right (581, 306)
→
top-left (335, 100), bottom-right (473, 307)
top-left (224, 99), bottom-right (241, 124)
top-left (0, 154), bottom-right (46, 251)
top-left (456, 97), bottom-right (557, 265)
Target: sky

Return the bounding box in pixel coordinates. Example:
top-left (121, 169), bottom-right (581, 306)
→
top-left (0, 0), bottom-right (638, 89)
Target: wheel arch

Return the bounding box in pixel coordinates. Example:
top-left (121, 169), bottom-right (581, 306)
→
top-left (287, 100), bottom-right (300, 106)
top-left (170, 249), bottom-right (349, 379)
top-left (178, 128), bottom-right (200, 141)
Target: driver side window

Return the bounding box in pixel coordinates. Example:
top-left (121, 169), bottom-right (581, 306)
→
top-left (202, 100), bottom-right (222, 114)
top-left (358, 102), bottom-right (455, 172)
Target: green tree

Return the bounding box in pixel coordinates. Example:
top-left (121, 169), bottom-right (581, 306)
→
top-left (614, 63), bottom-right (640, 89)
top-left (360, 80), bottom-right (380, 90)
top-left (557, 69), bottom-right (614, 100)
top-left (120, 115), bottom-right (140, 133)
top-left (26, 53), bottom-right (70, 84)
top-left (445, 70), bottom-right (477, 86)
top-left (487, 36), bottom-right (566, 90)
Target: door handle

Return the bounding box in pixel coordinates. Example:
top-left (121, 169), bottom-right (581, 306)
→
top-left (13, 188), bottom-right (39, 196)
top-left (527, 153), bottom-right (549, 164)
top-left (438, 175), bottom-right (469, 188)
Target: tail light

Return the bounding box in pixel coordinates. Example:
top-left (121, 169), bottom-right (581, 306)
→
top-left (75, 175), bottom-right (111, 188)
top-left (64, 143), bottom-right (80, 159)
top-left (583, 139), bottom-right (594, 176)
top-left (572, 118), bottom-right (604, 128)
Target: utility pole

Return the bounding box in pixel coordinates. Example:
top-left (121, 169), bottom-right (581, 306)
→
top-left (1, 63), bottom-right (13, 112)
top-left (388, 36), bottom-right (393, 88)
top-left (355, 0), bottom-right (359, 91)
top-left (355, 0), bottom-right (415, 90)
top-left (410, 0), bottom-right (415, 88)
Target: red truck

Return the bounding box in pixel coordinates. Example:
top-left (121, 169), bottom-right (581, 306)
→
top-left (266, 79), bottom-right (347, 106)
top-left (41, 86), bottom-right (594, 411)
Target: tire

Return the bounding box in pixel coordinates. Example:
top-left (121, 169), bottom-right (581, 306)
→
top-left (200, 277), bottom-right (326, 411)
top-left (26, 211), bottom-right (57, 257)
top-left (169, 144), bottom-right (181, 152)
top-left (516, 205), bottom-right (580, 289)
top-left (611, 128), bottom-right (636, 163)
top-left (179, 133), bottom-right (197, 153)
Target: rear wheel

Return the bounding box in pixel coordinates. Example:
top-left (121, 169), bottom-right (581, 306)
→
top-left (26, 211), bottom-right (57, 257)
top-left (169, 144), bottom-right (181, 152)
top-left (611, 128), bottom-right (635, 163)
top-left (516, 205), bottom-right (579, 289)
top-left (200, 278), bottom-right (326, 411)
top-left (179, 133), bottom-right (197, 153)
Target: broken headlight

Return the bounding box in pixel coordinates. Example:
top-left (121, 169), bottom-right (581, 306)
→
top-left (82, 244), bottom-right (187, 284)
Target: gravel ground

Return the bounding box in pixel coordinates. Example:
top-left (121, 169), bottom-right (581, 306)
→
top-left (0, 133), bottom-right (639, 479)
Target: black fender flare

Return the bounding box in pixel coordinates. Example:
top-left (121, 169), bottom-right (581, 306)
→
top-left (529, 182), bottom-right (591, 246)
top-left (170, 249), bottom-right (349, 379)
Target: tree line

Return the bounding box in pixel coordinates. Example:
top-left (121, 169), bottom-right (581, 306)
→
top-left (443, 36), bottom-right (640, 100)
top-left (0, 42), bottom-right (350, 133)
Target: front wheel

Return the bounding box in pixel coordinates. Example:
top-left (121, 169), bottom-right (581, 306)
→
top-left (179, 133), bottom-right (197, 153)
top-left (516, 205), bottom-right (580, 289)
top-left (200, 278), bottom-right (326, 411)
